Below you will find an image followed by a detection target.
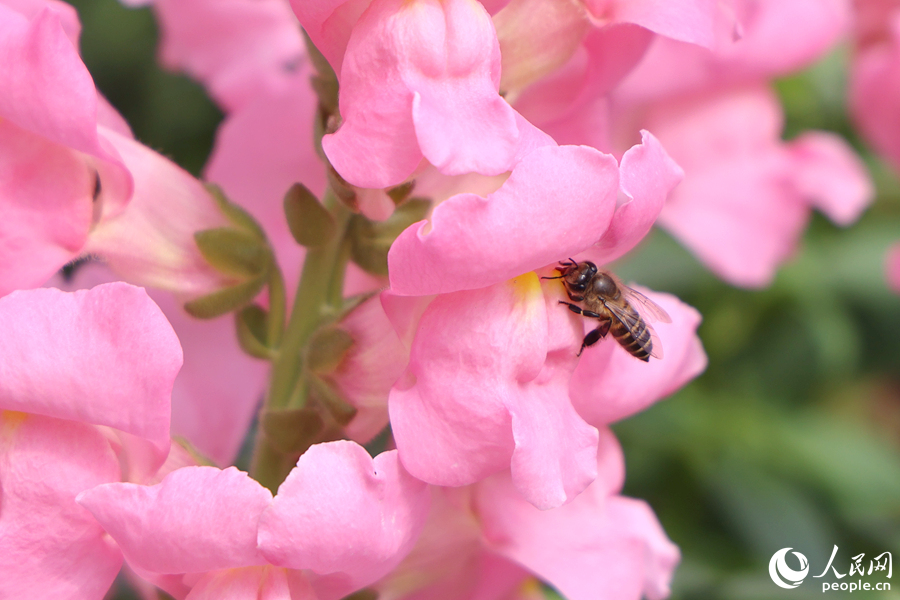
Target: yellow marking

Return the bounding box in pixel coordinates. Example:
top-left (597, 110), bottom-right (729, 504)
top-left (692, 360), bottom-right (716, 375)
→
top-left (0, 411), bottom-right (28, 449)
top-left (510, 271), bottom-right (542, 301)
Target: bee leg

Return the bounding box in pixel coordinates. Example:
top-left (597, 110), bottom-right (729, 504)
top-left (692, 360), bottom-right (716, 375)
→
top-left (577, 319), bottom-right (611, 356)
top-left (559, 301), bottom-right (584, 314)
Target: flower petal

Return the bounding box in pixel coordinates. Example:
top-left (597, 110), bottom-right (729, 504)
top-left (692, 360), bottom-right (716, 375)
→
top-left (477, 447), bottom-right (679, 600)
top-left (569, 290), bottom-right (706, 425)
top-left (388, 145), bottom-right (619, 296)
top-left (0, 412), bottom-right (122, 600)
top-left (258, 442), bottom-right (429, 599)
top-left (78, 466), bottom-right (273, 574)
top-left (0, 284), bottom-right (181, 461)
top-left (589, 130), bottom-right (683, 265)
top-left (388, 278), bottom-right (545, 488)
top-left (785, 131), bottom-right (873, 226)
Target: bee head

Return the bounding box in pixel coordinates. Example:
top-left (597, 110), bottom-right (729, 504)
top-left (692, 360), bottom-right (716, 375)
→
top-left (555, 259), bottom-right (597, 292)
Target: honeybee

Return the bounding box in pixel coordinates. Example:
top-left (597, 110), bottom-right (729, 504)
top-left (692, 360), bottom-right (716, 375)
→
top-left (544, 259), bottom-right (671, 361)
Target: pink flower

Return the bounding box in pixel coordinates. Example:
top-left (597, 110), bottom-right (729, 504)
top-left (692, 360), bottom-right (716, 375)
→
top-left (78, 441), bottom-right (430, 600)
top-left (383, 134), bottom-right (706, 509)
top-left (0, 283), bottom-right (182, 599)
top-left (376, 430), bottom-right (679, 600)
top-left (0, 2), bottom-right (238, 298)
top-left (120, 0), bottom-right (305, 112)
top-left (593, 0), bottom-right (873, 287)
top-left (849, 0), bottom-right (900, 170)
top-left (0, 2), bottom-right (131, 295)
top-left (294, 0), bottom-right (552, 189)
top-left (630, 85), bottom-right (871, 287)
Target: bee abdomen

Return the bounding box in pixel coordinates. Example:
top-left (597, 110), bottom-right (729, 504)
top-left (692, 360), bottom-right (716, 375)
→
top-left (610, 316), bottom-right (653, 362)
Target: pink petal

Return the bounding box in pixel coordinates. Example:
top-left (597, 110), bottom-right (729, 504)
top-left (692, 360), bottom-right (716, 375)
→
top-left (78, 466), bottom-right (273, 574)
top-left (0, 412), bottom-right (122, 600)
top-left (388, 145), bottom-right (619, 296)
top-left (289, 0), bottom-right (372, 72)
top-left (512, 25), bottom-right (653, 148)
top-left (0, 283), bottom-right (181, 460)
top-left (569, 290), bottom-right (707, 425)
top-left (582, 0), bottom-right (717, 48)
top-left (83, 127), bottom-right (232, 297)
top-left (887, 243), bottom-right (900, 295)
top-left (589, 130), bottom-right (683, 265)
top-left (332, 295), bottom-right (408, 444)
top-left (147, 0), bottom-right (305, 111)
top-left (324, 0), bottom-right (523, 188)
top-left (506, 288), bottom-right (600, 509)
top-left (258, 442), bottom-right (429, 599)
top-left (785, 131), bottom-right (873, 226)
top-left (850, 13), bottom-right (900, 170)
top-left (388, 280), bottom-right (544, 488)
top-left (149, 290), bottom-right (269, 467)
top-left (612, 0), bottom-right (849, 105)
top-left (0, 118), bottom-right (93, 295)
top-left (645, 86), bottom-right (812, 287)
top-left (0, 7), bottom-right (100, 158)
top-left (320, 0), bottom-right (423, 189)
top-left (477, 461), bottom-right (679, 600)
top-left (185, 567), bottom-right (304, 600)
top-left (404, 0), bottom-right (519, 176)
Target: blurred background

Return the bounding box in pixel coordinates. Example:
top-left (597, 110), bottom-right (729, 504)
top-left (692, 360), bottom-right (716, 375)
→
top-left (66, 1), bottom-right (900, 598)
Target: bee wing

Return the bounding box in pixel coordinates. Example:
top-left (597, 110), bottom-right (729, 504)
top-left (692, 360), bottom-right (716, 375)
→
top-left (618, 283), bottom-right (671, 324)
top-left (604, 300), bottom-right (665, 359)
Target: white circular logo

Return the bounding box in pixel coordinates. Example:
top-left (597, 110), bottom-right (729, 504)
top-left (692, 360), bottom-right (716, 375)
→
top-left (769, 548), bottom-right (810, 589)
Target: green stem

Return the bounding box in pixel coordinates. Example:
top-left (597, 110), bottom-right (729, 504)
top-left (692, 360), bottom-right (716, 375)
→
top-left (267, 261), bottom-right (286, 349)
top-left (251, 190), bottom-right (351, 490)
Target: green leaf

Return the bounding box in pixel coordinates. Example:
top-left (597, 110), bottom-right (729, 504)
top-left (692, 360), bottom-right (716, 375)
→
top-left (205, 183), bottom-right (267, 241)
top-left (235, 305), bottom-right (273, 359)
top-left (195, 227), bottom-right (271, 278)
top-left (183, 275), bottom-right (267, 319)
top-left (386, 180), bottom-right (416, 205)
top-left (309, 376), bottom-right (358, 426)
top-left (305, 326), bottom-right (354, 374)
top-left (261, 407), bottom-right (324, 455)
top-left (283, 183), bottom-right (335, 248)
top-left (349, 199), bottom-right (431, 275)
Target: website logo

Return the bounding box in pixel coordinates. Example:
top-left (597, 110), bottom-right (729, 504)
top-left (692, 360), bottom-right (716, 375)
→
top-left (769, 548), bottom-right (810, 589)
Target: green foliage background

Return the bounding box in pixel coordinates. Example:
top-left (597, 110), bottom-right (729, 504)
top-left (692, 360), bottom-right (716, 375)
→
top-left (66, 1), bottom-right (900, 598)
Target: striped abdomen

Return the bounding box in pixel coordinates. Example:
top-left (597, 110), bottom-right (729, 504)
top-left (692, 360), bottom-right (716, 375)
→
top-left (609, 303), bottom-right (654, 362)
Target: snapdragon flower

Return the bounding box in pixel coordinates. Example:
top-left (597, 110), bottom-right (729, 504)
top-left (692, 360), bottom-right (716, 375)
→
top-left (374, 430), bottom-right (678, 600)
top-left (0, 283), bottom-right (182, 599)
top-left (78, 441), bottom-right (430, 600)
top-left (383, 134), bottom-right (706, 509)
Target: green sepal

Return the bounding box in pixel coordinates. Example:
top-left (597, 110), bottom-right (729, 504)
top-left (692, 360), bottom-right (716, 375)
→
top-left (386, 181), bottom-right (416, 205)
top-left (348, 199), bottom-right (431, 275)
top-left (305, 326), bottom-right (354, 374)
top-left (205, 183), bottom-right (267, 241)
top-left (184, 274), bottom-right (268, 319)
top-left (309, 376), bottom-right (358, 426)
top-left (235, 305), bottom-right (274, 359)
top-left (195, 227), bottom-right (271, 278)
top-left (326, 166), bottom-right (358, 208)
top-left (284, 183), bottom-right (336, 248)
top-left (260, 407), bottom-right (324, 455)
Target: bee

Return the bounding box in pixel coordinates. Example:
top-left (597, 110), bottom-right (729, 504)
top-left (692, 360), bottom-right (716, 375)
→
top-left (543, 259), bottom-right (671, 361)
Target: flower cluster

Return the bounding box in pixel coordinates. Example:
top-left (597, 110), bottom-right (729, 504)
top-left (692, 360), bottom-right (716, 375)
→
top-left (0, 0), bottom-right (880, 599)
